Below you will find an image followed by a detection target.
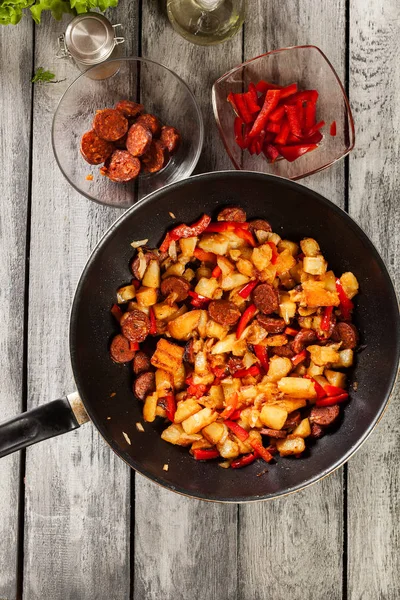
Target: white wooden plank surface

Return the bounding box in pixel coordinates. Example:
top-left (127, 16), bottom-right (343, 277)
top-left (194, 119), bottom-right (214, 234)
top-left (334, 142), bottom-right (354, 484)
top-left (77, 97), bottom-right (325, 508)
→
top-left (22, 4), bottom-right (138, 599)
top-left (348, 1), bottom-right (400, 598)
top-left (238, 3), bottom-right (346, 599)
top-left (133, 6), bottom-right (242, 600)
top-left (0, 18), bottom-right (33, 600)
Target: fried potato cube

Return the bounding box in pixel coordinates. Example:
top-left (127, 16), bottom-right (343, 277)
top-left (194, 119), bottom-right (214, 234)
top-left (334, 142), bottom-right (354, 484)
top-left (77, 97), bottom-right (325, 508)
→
top-left (155, 369), bottom-right (173, 397)
top-left (151, 338), bottom-right (184, 373)
top-left (236, 258), bottom-right (256, 278)
top-left (300, 237), bottom-right (320, 257)
top-left (293, 418), bottom-right (311, 438)
top-left (332, 349), bottom-right (354, 368)
top-left (252, 244), bottom-right (273, 271)
top-left (259, 263), bottom-right (277, 284)
top-left (298, 316), bottom-right (313, 329)
top-left (221, 272), bottom-right (250, 291)
top-left (181, 407), bottom-right (218, 434)
top-left (116, 284), bottom-right (136, 304)
top-left (217, 255), bottom-right (235, 276)
top-left (183, 267), bottom-right (196, 282)
top-left (179, 236), bottom-right (198, 256)
top-left (278, 377), bottom-right (317, 399)
top-left (142, 259), bottom-right (161, 289)
top-left (266, 356), bottom-right (293, 382)
top-left (174, 398), bottom-right (202, 423)
top-left (276, 436), bottom-right (305, 456)
top-left (211, 333), bottom-right (236, 355)
top-left (198, 233), bottom-right (229, 255)
top-left (263, 334), bottom-right (288, 347)
top-left (278, 239), bottom-right (299, 256)
top-left (167, 310), bottom-right (202, 341)
top-left (308, 345), bottom-right (340, 366)
top-left (207, 385), bottom-right (225, 409)
top-left (324, 369), bottom-right (347, 388)
top-left (320, 270), bottom-right (337, 292)
top-left (340, 272), bottom-right (359, 299)
top-left (195, 276), bottom-right (219, 298)
top-left (217, 437), bottom-right (240, 459)
top-left (174, 363), bottom-right (186, 390)
top-left (191, 438), bottom-right (213, 451)
top-left (303, 256), bottom-right (328, 276)
top-left (161, 423), bottom-right (202, 446)
top-left (279, 298), bottom-right (297, 324)
top-left (206, 319), bottom-right (228, 340)
top-left (152, 302), bottom-right (179, 321)
top-left (260, 404), bottom-right (288, 430)
top-left (307, 361), bottom-right (325, 378)
top-left (202, 422), bottom-right (225, 445)
top-left (302, 280), bottom-right (340, 307)
top-left (143, 392), bottom-right (158, 422)
top-left (162, 262), bottom-right (185, 278)
top-left (136, 286), bottom-right (158, 307)
top-left (275, 249), bottom-right (296, 275)
top-left (274, 398), bottom-right (307, 413)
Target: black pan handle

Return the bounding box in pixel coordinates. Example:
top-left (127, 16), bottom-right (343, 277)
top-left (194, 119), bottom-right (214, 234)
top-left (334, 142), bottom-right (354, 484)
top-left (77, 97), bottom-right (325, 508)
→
top-left (0, 392), bottom-right (89, 458)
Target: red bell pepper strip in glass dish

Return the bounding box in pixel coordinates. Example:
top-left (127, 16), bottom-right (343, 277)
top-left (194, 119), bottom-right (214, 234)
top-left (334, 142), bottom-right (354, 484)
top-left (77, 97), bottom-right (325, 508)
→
top-left (285, 104), bottom-right (303, 138)
top-left (263, 143), bottom-right (281, 163)
top-left (227, 92), bottom-right (240, 117)
top-left (244, 91), bottom-right (260, 114)
top-left (321, 306), bottom-right (334, 331)
top-left (238, 279), bottom-right (259, 299)
top-left (306, 120), bottom-right (325, 136)
top-left (159, 214), bottom-right (211, 252)
top-left (111, 303), bottom-right (123, 322)
top-left (335, 278), bottom-right (354, 320)
top-left (267, 241), bottom-right (279, 264)
top-left (233, 93), bottom-right (253, 124)
top-left (225, 420), bottom-right (249, 441)
top-left (236, 304), bottom-right (258, 339)
top-left (284, 89), bottom-right (319, 106)
top-left (165, 394), bottom-right (176, 422)
top-left (279, 82), bottom-right (298, 99)
top-left (188, 290), bottom-right (210, 309)
top-left (233, 365), bottom-right (261, 378)
top-left (250, 440), bottom-right (274, 463)
top-left (255, 80), bottom-right (282, 93)
top-left (149, 307), bottom-right (157, 335)
top-left (316, 393), bottom-right (349, 407)
top-left (193, 247), bottom-right (217, 263)
top-left (276, 143), bottom-right (318, 162)
top-left (193, 448), bottom-right (220, 460)
top-left (330, 121), bottom-right (337, 136)
top-left (234, 117), bottom-right (248, 150)
top-left (266, 122), bottom-right (281, 134)
top-left (254, 344), bottom-right (269, 372)
top-left (269, 104), bottom-right (286, 123)
top-left (274, 119), bottom-right (291, 145)
top-left (231, 453), bottom-right (256, 469)
top-left (291, 349), bottom-right (308, 366)
top-left (249, 89), bottom-right (281, 138)
top-left (248, 82), bottom-right (258, 100)
top-left (305, 100), bottom-right (317, 130)
top-left (220, 392), bottom-right (238, 420)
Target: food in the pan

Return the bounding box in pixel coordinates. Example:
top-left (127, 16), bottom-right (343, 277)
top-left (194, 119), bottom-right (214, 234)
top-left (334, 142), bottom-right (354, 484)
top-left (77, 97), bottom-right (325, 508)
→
top-left (109, 207), bottom-right (359, 469)
top-left (227, 81), bottom-right (336, 163)
top-left (80, 101), bottom-right (181, 182)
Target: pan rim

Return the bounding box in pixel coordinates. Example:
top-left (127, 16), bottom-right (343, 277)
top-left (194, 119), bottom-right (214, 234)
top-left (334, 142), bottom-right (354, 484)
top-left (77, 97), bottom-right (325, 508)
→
top-left (70, 170), bottom-right (400, 502)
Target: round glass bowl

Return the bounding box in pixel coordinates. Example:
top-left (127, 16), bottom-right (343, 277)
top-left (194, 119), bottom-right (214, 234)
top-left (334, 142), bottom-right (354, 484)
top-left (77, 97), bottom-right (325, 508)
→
top-left (212, 45), bottom-right (355, 180)
top-left (52, 57), bottom-right (204, 208)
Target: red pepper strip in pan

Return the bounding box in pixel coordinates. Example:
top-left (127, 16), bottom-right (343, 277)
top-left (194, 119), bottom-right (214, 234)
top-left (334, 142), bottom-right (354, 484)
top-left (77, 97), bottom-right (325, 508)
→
top-left (263, 143), bottom-right (280, 163)
top-left (233, 93), bottom-right (253, 124)
top-left (227, 92), bottom-right (240, 117)
top-left (321, 306), bottom-right (333, 331)
top-left (193, 448), bottom-right (220, 460)
top-left (187, 382), bottom-right (209, 398)
top-left (236, 304), bottom-right (258, 339)
top-left (291, 349), bottom-right (308, 366)
top-left (204, 221), bottom-right (249, 233)
top-left (129, 341), bottom-right (139, 351)
top-left (267, 241), bottom-right (279, 264)
top-left (233, 365), bottom-right (261, 378)
top-left (220, 392), bottom-right (238, 420)
top-left (231, 453), bottom-right (256, 469)
top-left (212, 265), bottom-right (222, 278)
top-left (255, 80), bottom-right (282, 93)
top-left (325, 384), bottom-right (346, 396)
top-left (188, 290), bottom-right (210, 309)
top-left (229, 409), bottom-right (242, 421)
top-left (159, 214), bottom-right (211, 252)
top-left (249, 89), bottom-right (281, 138)
top-left (111, 303), bottom-right (123, 322)
top-left (316, 393), bottom-right (349, 407)
top-left (269, 105), bottom-right (286, 123)
top-left (212, 365), bottom-right (227, 379)
top-left (304, 375), bottom-right (327, 400)
top-left (254, 344), bottom-right (269, 372)
top-left (276, 144), bottom-right (318, 162)
top-left (285, 327), bottom-right (299, 336)
top-left (274, 119), bottom-right (290, 145)
top-left (131, 279), bottom-right (141, 290)
top-left (165, 394), bottom-right (176, 421)
top-left (266, 122), bottom-right (281, 134)
top-left (149, 307), bottom-right (157, 335)
top-left (285, 104), bottom-right (303, 138)
top-left (335, 278), bottom-right (354, 320)
top-left (306, 120), bottom-right (325, 136)
top-left (238, 279), bottom-right (259, 299)
top-left (279, 82), bottom-right (298, 99)
top-left (225, 420), bottom-right (249, 441)
top-left (330, 121), bottom-right (337, 136)
top-left (193, 247), bottom-right (217, 263)
top-left (250, 440), bottom-right (274, 463)
top-left (305, 100), bottom-right (317, 130)
top-left (284, 89), bottom-right (319, 105)
top-left (244, 91), bottom-right (260, 114)
top-left (235, 227), bottom-right (256, 247)
top-left (234, 117), bottom-right (248, 150)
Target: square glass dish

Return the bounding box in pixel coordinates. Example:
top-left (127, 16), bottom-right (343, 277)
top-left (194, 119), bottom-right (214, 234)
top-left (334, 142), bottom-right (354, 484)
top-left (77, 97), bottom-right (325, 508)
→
top-left (212, 45), bottom-right (355, 179)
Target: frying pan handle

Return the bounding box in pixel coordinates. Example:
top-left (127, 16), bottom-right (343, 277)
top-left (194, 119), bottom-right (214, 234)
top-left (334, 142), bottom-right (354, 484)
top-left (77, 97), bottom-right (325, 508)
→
top-left (0, 392), bottom-right (90, 458)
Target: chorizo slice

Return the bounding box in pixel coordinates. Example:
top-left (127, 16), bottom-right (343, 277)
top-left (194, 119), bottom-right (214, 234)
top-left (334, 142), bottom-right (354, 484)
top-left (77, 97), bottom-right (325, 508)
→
top-left (93, 108), bottom-right (128, 142)
top-left (252, 283), bottom-right (279, 314)
top-left (80, 130), bottom-right (115, 165)
top-left (257, 315), bottom-right (286, 333)
top-left (272, 344), bottom-right (295, 358)
top-left (310, 405), bottom-right (340, 427)
top-left (141, 140), bottom-right (169, 174)
top-left (110, 334), bottom-right (136, 363)
top-left (133, 371), bottom-right (156, 401)
top-left (126, 123), bottom-right (152, 157)
top-left (217, 206), bottom-right (247, 222)
top-left (136, 113), bottom-right (161, 137)
top-left (183, 339), bottom-right (195, 364)
top-left (133, 351), bottom-right (152, 375)
top-left (115, 99), bottom-right (144, 118)
top-left (331, 322), bottom-right (359, 349)
top-left (160, 125), bottom-right (181, 154)
top-left (208, 300), bottom-right (241, 327)
top-left (260, 428), bottom-right (287, 439)
top-left (121, 309), bottom-right (150, 343)
top-left (100, 150), bottom-right (141, 183)
top-left (283, 410), bottom-right (301, 429)
top-left (160, 275), bottom-right (191, 301)
top-left (310, 422), bottom-right (325, 439)
top-left (131, 251), bottom-right (159, 281)
top-left (227, 357), bottom-right (244, 375)
top-left (248, 219), bottom-right (272, 233)
top-left (292, 329), bottom-right (318, 354)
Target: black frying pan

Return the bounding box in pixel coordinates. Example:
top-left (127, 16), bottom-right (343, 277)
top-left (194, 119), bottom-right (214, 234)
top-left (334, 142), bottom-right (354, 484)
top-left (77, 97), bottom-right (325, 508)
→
top-left (1, 172), bottom-right (399, 502)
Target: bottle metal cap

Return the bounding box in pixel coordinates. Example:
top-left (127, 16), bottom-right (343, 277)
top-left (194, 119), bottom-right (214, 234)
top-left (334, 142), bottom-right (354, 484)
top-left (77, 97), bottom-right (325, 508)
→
top-left (64, 12), bottom-right (116, 65)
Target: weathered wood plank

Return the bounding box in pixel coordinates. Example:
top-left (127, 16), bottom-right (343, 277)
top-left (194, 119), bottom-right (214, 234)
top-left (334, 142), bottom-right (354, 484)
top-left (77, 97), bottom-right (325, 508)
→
top-left (348, 2), bottom-right (400, 598)
top-left (238, 3), bottom-right (346, 599)
top-left (22, 5), bottom-right (138, 599)
top-left (133, 7), bottom-right (242, 600)
top-left (0, 18), bottom-right (33, 600)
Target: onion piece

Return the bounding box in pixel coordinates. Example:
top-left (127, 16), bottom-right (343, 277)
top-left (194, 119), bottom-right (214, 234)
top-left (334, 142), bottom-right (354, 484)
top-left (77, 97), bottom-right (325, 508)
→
top-left (130, 239), bottom-right (148, 248)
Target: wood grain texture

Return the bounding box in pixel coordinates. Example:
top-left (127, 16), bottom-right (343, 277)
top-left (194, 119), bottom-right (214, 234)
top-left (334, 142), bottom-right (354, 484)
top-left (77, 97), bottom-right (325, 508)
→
top-left (0, 19), bottom-right (33, 600)
top-left (238, 3), bottom-right (346, 599)
top-left (133, 5), bottom-right (242, 600)
top-left (22, 4), bottom-right (138, 599)
top-left (348, 1), bottom-right (400, 598)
